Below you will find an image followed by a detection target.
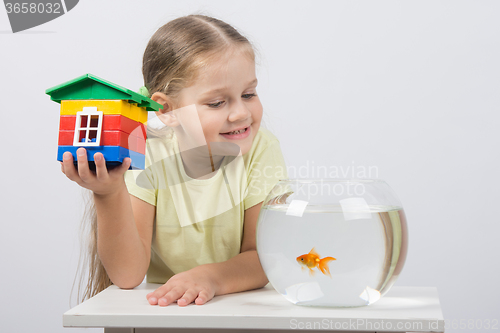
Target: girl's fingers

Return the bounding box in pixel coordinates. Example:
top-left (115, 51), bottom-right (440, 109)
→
top-left (158, 288), bottom-right (184, 307)
top-left (109, 157), bottom-right (131, 176)
top-left (61, 150), bottom-right (129, 193)
top-left (194, 290), bottom-right (211, 305)
top-left (147, 286), bottom-right (212, 306)
top-left (148, 284), bottom-right (172, 305)
top-left (120, 157), bottom-right (132, 172)
top-left (62, 152), bottom-right (80, 181)
top-left (76, 148), bottom-right (93, 182)
top-left (94, 153), bottom-right (109, 182)
top-left (177, 289), bottom-right (199, 307)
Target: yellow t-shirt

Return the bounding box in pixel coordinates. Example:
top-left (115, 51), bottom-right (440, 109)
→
top-left (124, 127), bottom-right (287, 283)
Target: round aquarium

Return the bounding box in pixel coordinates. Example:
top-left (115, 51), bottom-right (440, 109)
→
top-left (256, 179), bottom-right (408, 307)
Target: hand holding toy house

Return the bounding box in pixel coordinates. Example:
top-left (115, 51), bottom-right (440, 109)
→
top-left (46, 74), bottom-right (162, 169)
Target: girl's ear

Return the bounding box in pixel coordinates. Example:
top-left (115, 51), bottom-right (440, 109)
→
top-left (151, 92), bottom-right (179, 127)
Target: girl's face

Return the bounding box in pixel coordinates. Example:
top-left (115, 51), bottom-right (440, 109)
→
top-left (175, 48), bottom-right (263, 156)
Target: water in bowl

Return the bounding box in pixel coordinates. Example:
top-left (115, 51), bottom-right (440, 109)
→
top-left (256, 204), bottom-right (408, 307)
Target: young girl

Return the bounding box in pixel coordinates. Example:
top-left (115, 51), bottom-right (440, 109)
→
top-left (62, 14), bottom-right (287, 307)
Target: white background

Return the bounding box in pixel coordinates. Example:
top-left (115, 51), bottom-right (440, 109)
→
top-left (1, 1), bottom-right (499, 332)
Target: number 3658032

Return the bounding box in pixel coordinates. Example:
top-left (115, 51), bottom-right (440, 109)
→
top-left (5, 2), bottom-right (61, 14)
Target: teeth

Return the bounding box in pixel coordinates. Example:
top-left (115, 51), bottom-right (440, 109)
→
top-left (227, 128), bottom-right (246, 135)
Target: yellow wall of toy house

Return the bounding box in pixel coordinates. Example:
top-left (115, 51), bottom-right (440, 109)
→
top-left (60, 100), bottom-right (148, 123)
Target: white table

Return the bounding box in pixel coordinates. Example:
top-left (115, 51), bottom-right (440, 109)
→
top-left (63, 284), bottom-right (444, 333)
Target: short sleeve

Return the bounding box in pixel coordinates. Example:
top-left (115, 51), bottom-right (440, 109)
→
top-left (124, 167), bottom-right (157, 206)
top-left (124, 136), bottom-right (169, 206)
top-left (244, 139), bottom-right (287, 209)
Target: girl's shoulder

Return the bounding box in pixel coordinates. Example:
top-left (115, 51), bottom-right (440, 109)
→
top-left (255, 127), bottom-right (280, 144)
top-left (245, 127), bottom-right (281, 160)
top-left (142, 127), bottom-right (178, 164)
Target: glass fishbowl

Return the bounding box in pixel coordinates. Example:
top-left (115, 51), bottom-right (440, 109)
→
top-left (256, 179), bottom-right (408, 307)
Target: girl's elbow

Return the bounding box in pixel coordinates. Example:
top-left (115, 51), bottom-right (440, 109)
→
top-left (259, 274), bottom-right (269, 288)
top-left (112, 274), bottom-right (145, 289)
top-left (117, 283), bottom-right (140, 290)
top-left (115, 280), bottom-right (142, 290)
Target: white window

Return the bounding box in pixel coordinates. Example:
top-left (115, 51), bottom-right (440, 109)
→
top-left (73, 107), bottom-right (103, 147)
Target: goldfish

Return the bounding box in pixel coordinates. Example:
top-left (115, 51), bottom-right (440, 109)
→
top-left (296, 248), bottom-right (336, 278)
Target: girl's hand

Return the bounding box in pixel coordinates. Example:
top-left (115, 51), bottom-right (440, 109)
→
top-left (61, 147), bottom-right (131, 196)
top-left (146, 265), bottom-right (220, 306)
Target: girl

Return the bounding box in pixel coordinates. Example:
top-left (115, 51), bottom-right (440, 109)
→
top-left (62, 14), bottom-right (287, 307)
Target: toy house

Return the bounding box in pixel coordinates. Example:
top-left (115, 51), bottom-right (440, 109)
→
top-left (46, 74), bottom-right (162, 169)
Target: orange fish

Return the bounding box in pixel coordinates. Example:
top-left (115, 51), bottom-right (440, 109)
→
top-left (296, 248), bottom-right (336, 277)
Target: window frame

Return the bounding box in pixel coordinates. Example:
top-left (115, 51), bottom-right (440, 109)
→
top-left (73, 107), bottom-right (104, 147)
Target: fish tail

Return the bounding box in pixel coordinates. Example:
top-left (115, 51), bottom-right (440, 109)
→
top-left (318, 257), bottom-right (336, 277)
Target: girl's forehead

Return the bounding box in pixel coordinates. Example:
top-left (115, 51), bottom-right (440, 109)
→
top-left (203, 48), bottom-right (254, 72)
top-left (192, 51), bottom-right (256, 88)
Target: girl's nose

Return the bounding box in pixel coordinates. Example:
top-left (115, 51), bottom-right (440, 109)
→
top-left (228, 100), bottom-right (251, 122)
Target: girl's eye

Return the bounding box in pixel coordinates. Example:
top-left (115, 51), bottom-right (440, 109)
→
top-left (242, 93), bottom-right (256, 99)
top-left (207, 101), bottom-right (225, 108)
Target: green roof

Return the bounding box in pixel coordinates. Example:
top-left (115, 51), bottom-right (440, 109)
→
top-left (45, 73), bottom-right (162, 111)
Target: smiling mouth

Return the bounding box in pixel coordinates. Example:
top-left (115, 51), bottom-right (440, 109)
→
top-left (221, 127), bottom-right (249, 135)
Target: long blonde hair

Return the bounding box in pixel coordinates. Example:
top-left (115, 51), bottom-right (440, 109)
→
top-left (74, 14), bottom-right (255, 304)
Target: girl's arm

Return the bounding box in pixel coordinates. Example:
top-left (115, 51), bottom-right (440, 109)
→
top-left (146, 202), bottom-right (267, 306)
top-left (94, 191), bottom-right (155, 288)
top-left (62, 148), bottom-right (154, 288)
top-left (209, 201), bottom-right (268, 294)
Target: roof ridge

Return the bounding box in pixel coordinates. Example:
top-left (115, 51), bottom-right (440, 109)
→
top-left (46, 73), bottom-right (162, 112)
